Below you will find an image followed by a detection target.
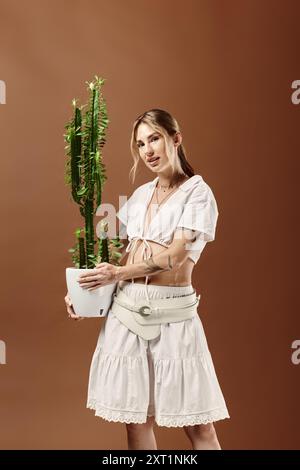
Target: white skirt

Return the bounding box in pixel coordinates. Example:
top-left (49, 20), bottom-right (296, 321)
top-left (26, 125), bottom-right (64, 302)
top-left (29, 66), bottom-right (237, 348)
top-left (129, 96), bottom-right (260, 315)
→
top-left (86, 281), bottom-right (230, 427)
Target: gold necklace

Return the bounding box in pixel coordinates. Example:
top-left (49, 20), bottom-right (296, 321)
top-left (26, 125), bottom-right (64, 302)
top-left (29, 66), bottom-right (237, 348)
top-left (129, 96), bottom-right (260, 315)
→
top-left (144, 185), bottom-right (179, 234)
top-left (157, 175), bottom-right (188, 193)
top-left (155, 184), bottom-right (179, 210)
top-left (157, 183), bottom-right (172, 193)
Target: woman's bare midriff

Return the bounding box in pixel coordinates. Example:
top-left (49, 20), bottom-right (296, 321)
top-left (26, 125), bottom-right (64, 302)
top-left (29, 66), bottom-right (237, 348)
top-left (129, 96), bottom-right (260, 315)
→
top-left (120, 177), bottom-right (194, 286)
top-left (122, 239), bottom-right (195, 286)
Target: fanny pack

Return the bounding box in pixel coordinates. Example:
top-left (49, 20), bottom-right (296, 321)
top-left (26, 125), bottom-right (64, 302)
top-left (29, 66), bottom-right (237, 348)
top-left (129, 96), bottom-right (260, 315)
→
top-left (110, 287), bottom-right (201, 340)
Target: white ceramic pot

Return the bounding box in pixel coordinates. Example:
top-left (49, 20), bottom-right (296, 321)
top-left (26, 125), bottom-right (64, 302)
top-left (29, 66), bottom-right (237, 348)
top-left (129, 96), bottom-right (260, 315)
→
top-left (66, 267), bottom-right (117, 317)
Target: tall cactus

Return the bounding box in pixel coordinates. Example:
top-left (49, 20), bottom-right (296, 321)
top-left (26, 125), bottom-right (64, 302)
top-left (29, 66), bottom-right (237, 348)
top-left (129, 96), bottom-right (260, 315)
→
top-left (64, 75), bottom-right (123, 269)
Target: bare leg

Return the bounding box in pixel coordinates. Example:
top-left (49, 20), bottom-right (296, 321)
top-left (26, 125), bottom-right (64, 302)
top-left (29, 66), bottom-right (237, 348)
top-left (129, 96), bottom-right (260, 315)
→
top-left (126, 416), bottom-right (157, 450)
top-left (183, 423), bottom-right (221, 450)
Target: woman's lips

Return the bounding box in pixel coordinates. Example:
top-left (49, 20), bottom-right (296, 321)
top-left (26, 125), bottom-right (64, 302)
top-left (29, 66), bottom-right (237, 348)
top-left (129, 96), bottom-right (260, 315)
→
top-left (149, 157), bottom-right (160, 167)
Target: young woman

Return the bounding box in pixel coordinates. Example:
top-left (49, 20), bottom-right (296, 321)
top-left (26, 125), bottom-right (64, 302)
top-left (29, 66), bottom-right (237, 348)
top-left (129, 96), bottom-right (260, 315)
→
top-left (65, 109), bottom-right (230, 450)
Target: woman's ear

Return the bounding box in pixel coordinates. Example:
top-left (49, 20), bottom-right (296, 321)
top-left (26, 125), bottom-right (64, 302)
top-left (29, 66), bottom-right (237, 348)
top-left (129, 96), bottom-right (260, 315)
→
top-left (174, 131), bottom-right (182, 147)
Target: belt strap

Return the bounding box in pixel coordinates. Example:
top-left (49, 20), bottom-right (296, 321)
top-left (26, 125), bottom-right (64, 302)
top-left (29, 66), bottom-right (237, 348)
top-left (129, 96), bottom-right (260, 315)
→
top-left (112, 291), bottom-right (200, 317)
top-left (110, 287), bottom-right (201, 340)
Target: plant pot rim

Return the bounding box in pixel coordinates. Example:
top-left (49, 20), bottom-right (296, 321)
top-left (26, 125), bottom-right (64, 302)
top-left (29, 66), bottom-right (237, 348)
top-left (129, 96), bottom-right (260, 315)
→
top-left (66, 266), bottom-right (97, 270)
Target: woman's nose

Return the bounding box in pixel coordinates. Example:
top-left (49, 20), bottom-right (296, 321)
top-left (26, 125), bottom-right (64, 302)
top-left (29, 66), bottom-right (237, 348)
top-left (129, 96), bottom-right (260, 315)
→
top-left (145, 144), bottom-right (153, 155)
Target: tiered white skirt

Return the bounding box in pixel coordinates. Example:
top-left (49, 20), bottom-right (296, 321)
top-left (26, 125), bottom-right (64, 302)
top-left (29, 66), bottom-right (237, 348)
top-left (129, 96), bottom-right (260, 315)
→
top-left (86, 281), bottom-right (230, 427)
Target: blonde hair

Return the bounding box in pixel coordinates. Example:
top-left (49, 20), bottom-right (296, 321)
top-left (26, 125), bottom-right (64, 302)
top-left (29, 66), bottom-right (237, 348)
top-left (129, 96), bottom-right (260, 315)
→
top-left (129, 109), bottom-right (195, 184)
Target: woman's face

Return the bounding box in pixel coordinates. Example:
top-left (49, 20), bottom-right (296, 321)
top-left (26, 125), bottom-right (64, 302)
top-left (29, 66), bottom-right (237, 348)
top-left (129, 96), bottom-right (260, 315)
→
top-left (136, 122), bottom-right (172, 173)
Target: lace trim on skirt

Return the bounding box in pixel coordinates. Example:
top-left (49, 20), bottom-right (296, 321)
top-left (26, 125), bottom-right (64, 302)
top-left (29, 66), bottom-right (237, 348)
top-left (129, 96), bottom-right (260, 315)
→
top-left (87, 399), bottom-right (229, 427)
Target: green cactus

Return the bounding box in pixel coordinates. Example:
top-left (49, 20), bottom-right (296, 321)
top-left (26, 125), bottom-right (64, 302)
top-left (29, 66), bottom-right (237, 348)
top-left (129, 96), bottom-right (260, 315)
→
top-left (64, 75), bottom-right (123, 269)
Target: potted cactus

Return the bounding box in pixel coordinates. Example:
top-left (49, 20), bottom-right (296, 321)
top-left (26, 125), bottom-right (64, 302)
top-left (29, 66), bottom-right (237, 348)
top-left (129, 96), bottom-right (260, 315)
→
top-left (64, 76), bottom-right (123, 317)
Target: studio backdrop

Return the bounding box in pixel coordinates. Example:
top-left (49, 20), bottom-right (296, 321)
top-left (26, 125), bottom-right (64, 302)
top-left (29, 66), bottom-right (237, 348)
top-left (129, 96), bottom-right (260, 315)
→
top-left (0, 0), bottom-right (299, 450)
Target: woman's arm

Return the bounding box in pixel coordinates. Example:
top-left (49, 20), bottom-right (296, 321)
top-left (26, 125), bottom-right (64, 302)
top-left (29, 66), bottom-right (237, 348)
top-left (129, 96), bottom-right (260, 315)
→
top-left (77, 230), bottom-right (195, 290)
top-left (116, 228), bottom-right (195, 282)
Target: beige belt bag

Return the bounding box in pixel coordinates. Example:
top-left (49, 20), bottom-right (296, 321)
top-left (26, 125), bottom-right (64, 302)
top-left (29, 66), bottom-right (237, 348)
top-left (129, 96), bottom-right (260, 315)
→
top-left (110, 288), bottom-right (201, 340)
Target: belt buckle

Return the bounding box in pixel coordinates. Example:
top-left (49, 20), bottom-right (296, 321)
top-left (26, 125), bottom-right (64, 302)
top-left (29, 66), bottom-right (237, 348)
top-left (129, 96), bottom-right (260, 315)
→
top-left (138, 305), bottom-right (151, 316)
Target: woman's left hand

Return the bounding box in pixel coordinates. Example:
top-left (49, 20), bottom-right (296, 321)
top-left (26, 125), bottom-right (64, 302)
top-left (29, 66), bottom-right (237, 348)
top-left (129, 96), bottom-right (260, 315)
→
top-left (77, 263), bottom-right (120, 291)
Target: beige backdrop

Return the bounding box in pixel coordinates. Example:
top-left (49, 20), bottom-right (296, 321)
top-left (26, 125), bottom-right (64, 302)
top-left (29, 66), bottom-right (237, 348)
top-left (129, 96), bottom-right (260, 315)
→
top-left (0, 0), bottom-right (299, 450)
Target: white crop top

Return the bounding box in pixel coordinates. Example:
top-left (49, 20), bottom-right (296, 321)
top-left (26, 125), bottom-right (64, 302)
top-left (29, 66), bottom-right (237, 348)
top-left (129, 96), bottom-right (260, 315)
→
top-left (116, 174), bottom-right (219, 301)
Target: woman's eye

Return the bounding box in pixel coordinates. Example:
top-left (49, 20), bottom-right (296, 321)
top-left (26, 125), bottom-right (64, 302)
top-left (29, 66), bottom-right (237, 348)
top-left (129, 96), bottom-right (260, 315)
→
top-left (137, 136), bottom-right (159, 148)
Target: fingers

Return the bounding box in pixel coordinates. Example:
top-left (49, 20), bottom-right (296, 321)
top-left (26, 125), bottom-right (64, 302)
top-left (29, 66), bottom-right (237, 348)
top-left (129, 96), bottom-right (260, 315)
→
top-left (79, 282), bottom-right (100, 289)
top-left (69, 311), bottom-right (84, 321)
top-left (95, 263), bottom-right (107, 268)
top-left (77, 265), bottom-right (108, 286)
top-left (64, 294), bottom-right (84, 321)
top-left (78, 268), bottom-right (114, 289)
top-left (86, 285), bottom-right (98, 291)
top-left (64, 294), bottom-right (72, 306)
top-left (68, 308), bottom-right (84, 321)
top-left (65, 296), bottom-right (74, 313)
top-left (78, 279), bottom-right (97, 288)
top-left (78, 278), bottom-right (104, 289)
top-left (77, 268), bottom-right (99, 282)
top-left (78, 275), bottom-right (103, 287)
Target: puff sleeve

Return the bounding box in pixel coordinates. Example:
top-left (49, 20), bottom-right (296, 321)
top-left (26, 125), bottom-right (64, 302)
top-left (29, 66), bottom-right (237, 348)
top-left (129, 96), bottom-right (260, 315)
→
top-left (116, 197), bottom-right (129, 228)
top-left (177, 181), bottom-right (219, 243)
top-left (116, 187), bottom-right (141, 237)
top-left (116, 195), bottom-right (132, 238)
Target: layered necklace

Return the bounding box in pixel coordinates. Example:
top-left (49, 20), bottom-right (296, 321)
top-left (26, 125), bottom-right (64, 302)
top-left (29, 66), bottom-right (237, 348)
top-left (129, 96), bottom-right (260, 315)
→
top-left (154, 175), bottom-right (188, 209)
top-left (143, 175), bottom-right (188, 234)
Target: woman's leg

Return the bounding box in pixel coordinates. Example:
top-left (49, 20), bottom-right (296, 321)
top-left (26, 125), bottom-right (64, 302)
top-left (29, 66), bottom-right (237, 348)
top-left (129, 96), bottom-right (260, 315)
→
top-left (183, 423), bottom-right (221, 450)
top-left (126, 416), bottom-right (157, 450)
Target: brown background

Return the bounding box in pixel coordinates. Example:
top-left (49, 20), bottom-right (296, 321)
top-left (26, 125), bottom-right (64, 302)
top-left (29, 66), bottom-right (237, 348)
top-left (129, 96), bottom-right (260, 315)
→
top-left (0, 0), bottom-right (299, 450)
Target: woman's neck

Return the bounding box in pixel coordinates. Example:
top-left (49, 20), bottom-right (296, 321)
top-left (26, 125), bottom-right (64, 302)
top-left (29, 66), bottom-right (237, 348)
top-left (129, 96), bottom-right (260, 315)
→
top-left (157, 172), bottom-right (187, 189)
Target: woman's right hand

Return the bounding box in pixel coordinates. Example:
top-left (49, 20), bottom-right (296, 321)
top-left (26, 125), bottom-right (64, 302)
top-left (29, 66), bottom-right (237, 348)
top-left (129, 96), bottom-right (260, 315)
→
top-left (64, 293), bottom-right (84, 321)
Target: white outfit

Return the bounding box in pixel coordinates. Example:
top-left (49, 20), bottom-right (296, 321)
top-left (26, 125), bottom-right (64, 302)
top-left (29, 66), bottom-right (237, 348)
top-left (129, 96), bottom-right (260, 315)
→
top-left (116, 174), bottom-right (219, 300)
top-left (86, 174), bottom-right (230, 426)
